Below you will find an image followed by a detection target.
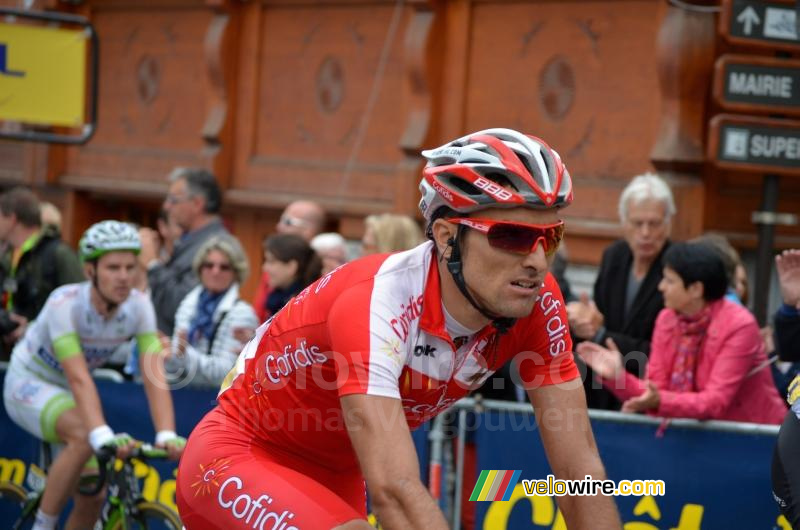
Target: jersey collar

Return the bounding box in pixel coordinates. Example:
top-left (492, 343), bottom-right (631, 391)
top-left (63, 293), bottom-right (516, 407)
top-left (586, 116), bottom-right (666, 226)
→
top-left (420, 247), bottom-right (495, 349)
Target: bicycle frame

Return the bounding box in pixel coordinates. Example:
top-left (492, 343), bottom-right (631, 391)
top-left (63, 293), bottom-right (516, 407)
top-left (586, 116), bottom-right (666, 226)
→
top-left (0, 442), bottom-right (178, 529)
top-left (97, 450), bottom-right (164, 529)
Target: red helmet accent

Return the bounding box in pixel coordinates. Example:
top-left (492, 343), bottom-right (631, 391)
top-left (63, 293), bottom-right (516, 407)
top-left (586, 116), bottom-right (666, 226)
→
top-left (418, 128), bottom-right (573, 223)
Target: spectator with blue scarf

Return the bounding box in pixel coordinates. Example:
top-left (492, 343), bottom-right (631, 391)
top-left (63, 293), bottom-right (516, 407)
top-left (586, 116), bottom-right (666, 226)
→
top-left (167, 235), bottom-right (258, 388)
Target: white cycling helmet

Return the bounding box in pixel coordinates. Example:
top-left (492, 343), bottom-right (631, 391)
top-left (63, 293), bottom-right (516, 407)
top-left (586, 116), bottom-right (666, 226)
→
top-left (79, 220), bottom-right (141, 262)
top-left (419, 128), bottom-right (573, 226)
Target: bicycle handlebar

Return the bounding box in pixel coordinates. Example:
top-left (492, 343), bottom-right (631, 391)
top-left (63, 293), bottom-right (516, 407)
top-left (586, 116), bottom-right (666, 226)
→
top-left (79, 441), bottom-right (170, 496)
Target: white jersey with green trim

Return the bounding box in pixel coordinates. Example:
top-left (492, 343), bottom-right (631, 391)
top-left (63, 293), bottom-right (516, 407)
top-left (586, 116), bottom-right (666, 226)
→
top-left (12, 282), bottom-right (158, 380)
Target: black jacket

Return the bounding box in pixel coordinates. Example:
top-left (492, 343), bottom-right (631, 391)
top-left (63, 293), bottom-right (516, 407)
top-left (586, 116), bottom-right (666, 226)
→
top-left (775, 307), bottom-right (800, 362)
top-left (1, 227), bottom-right (84, 322)
top-left (582, 239), bottom-right (670, 410)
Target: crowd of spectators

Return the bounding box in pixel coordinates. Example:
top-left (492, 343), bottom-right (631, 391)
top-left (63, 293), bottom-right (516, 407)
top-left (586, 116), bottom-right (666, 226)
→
top-left (0, 167), bottom-right (793, 424)
top-left (0, 171), bottom-right (427, 392)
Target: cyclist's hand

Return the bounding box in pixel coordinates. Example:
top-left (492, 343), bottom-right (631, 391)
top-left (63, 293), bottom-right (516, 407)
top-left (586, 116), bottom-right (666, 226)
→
top-left (89, 425), bottom-right (137, 458)
top-left (108, 432), bottom-right (137, 459)
top-left (155, 430), bottom-right (186, 460)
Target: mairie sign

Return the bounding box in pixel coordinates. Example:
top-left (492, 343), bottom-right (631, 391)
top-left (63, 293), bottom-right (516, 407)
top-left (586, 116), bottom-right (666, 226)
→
top-left (714, 55), bottom-right (800, 117)
top-left (721, 0), bottom-right (800, 51)
top-left (709, 114), bottom-right (800, 176)
top-left (0, 21), bottom-right (87, 127)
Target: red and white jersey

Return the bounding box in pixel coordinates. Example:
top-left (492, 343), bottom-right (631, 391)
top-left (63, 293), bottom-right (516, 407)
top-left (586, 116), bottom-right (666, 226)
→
top-left (217, 241), bottom-right (578, 471)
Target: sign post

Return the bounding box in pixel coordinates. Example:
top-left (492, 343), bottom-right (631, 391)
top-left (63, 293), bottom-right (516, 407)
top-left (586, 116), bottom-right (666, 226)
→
top-left (713, 55), bottom-right (800, 117)
top-left (709, 114), bottom-right (800, 324)
top-left (0, 8), bottom-right (98, 144)
top-left (710, 114), bottom-right (800, 175)
top-left (720, 0), bottom-right (800, 52)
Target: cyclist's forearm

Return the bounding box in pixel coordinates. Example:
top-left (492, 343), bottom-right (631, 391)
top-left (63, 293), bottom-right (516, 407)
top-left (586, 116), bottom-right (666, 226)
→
top-left (140, 352), bottom-right (176, 432)
top-left (69, 372), bottom-right (106, 429)
top-left (370, 479), bottom-right (448, 530)
top-left (558, 491), bottom-right (621, 530)
top-left (62, 356), bottom-right (105, 429)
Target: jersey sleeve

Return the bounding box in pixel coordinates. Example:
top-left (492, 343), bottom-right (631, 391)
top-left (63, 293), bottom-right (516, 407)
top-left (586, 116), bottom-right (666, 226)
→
top-left (135, 292), bottom-right (161, 355)
top-left (512, 274), bottom-right (579, 389)
top-left (47, 296), bottom-right (82, 361)
top-left (327, 279), bottom-right (409, 400)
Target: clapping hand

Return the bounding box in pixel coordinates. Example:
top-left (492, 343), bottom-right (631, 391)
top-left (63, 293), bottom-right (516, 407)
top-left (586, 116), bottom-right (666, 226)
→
top-left (566, 293), bottom-right (604, 340)
top-left (575, 337), bottom-right (623, 380)
top-left (776, 250), bottom-right (800, 309)
top-left (622, 381), bottom-right (661, 413)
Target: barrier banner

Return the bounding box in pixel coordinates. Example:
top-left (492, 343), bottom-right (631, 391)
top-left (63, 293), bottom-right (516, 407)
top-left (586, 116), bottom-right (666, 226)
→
top-left (0, 375), bottom-right (217, 517)
top-left (470, 409), bottom-right (785, 529)
top-left (0, 21), bottom-right (87, 126)
top-left (0, 372), bottom-right (430, 522)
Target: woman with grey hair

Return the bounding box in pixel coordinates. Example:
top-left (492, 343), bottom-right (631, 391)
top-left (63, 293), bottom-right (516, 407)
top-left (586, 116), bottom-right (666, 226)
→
top-left (167, 235), bottom-right (258, 388)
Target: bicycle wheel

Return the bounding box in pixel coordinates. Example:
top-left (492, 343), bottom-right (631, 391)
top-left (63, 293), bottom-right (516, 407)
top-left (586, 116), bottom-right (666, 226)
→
top-left (0, 482), bottom-right (36, 530)
top-left (106, 500), bottom-right (182, 530)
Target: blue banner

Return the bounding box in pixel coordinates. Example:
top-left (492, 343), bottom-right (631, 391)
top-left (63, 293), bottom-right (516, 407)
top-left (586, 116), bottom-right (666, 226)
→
top-left (5, 371), bottom-right (783, 529)
top-left (0, 371), bottom-right (430, 522)
top-left (0, 375), bottom-right (217, 516)
top-left (468, 409), bottom-right (786, 529)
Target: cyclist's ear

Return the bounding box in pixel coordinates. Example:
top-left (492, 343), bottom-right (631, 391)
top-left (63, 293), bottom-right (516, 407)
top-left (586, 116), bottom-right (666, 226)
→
top-left (430, 218), bottom-right (456, 258)
top-left (83, 261), bottom-right (96, 280)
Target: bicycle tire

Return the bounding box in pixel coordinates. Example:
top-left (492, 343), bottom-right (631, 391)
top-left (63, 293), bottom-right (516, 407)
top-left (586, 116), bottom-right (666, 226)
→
top-left (0, 481), bottom-right (36, 530)
top-left (106, 500), bottom-right (182, 530)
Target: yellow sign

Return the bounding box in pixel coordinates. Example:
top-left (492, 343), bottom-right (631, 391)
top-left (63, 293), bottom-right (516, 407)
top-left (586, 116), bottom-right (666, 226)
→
top-left (0, 22), bottom-right (87, 127)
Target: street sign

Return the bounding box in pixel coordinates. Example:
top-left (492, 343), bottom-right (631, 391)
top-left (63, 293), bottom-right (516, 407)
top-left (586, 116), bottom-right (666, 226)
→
top-left (720, 0), bottom-right (800, 51)
top-left (0, 8), bottom-right (97, 144)
top-left (714, 55), bottom-right (800, 117)
top-left (709, 114), bottom-right (800, 175)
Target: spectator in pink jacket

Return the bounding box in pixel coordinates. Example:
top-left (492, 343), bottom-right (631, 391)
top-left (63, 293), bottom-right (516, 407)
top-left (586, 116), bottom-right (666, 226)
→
top-left (577, 241), bottom-right (786, 424)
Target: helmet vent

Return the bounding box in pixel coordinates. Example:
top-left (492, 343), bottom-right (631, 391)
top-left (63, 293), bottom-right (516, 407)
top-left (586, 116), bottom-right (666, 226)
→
top-left (446, 176), bottom-right (483, 197)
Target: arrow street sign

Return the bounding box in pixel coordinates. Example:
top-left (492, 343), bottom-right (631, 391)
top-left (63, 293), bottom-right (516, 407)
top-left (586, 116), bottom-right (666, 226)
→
top-left (720, 0), bottom-right (800, 51)
top-left (714, 55), bottom-right (800, 117)
top-left (709, 114), bottom-right (800, 175)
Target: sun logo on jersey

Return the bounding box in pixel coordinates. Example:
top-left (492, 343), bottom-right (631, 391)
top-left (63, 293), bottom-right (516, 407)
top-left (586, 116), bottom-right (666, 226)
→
top-left (379, 337), bottom-right (404, 366)
top-left (191, 457), bottom-right (232, 497)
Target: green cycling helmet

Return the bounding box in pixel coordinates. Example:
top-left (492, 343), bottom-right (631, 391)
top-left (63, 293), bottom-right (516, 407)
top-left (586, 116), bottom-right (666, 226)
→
top-left (79, 220), bottom-right (141, 262)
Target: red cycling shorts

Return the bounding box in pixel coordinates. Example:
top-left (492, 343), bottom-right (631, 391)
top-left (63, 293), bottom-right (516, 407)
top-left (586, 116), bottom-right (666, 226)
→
top-left (176, 407), bottom-right (367, 530)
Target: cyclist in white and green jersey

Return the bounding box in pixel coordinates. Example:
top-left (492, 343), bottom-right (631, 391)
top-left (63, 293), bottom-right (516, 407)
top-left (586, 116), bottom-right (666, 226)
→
top-left (3, 220), bottom-right (185, 530)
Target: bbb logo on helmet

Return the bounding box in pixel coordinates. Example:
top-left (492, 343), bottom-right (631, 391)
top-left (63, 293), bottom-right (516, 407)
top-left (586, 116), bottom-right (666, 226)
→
top-left (474, 177), bottom-right (513, 201)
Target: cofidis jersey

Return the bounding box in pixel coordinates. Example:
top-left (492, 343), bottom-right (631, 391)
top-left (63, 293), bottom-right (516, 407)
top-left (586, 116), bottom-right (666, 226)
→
top-left (217, 241), bottom-right (578, 471)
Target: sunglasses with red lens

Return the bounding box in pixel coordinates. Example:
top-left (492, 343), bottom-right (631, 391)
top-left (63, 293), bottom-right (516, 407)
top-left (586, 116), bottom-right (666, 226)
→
top-left (448, 217), bottom-right (565, 256)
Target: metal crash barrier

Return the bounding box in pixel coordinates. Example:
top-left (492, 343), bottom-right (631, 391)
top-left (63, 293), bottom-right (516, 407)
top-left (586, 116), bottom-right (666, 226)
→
top-left (432, 398), bottom-right (785, 530)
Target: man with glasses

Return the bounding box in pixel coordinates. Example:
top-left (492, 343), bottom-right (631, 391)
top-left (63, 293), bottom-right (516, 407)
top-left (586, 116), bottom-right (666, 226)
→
top-left (568, 173), bottom-right (674, 410)
top-left (176, 129), bottom-right (620, 529)
top-left (277, 200), bottom-right (326, 241)
top-left (141, 167), bottom-right (230, 335)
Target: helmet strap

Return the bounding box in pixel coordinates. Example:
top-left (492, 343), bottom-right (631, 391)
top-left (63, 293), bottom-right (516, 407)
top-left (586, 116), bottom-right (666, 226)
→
top-left (445, 226), bottom-right (515, 334)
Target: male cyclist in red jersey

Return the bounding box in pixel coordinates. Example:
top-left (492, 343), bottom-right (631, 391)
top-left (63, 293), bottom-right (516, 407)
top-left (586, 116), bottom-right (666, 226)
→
top-left (176, 128), bottom-right (621, 529)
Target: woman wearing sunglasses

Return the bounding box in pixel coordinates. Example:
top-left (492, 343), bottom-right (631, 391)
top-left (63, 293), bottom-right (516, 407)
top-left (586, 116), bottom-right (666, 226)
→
top-left (176, 129), bottom-right (620, 530)
top-left (167, 235), bottom-right (258, 388)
